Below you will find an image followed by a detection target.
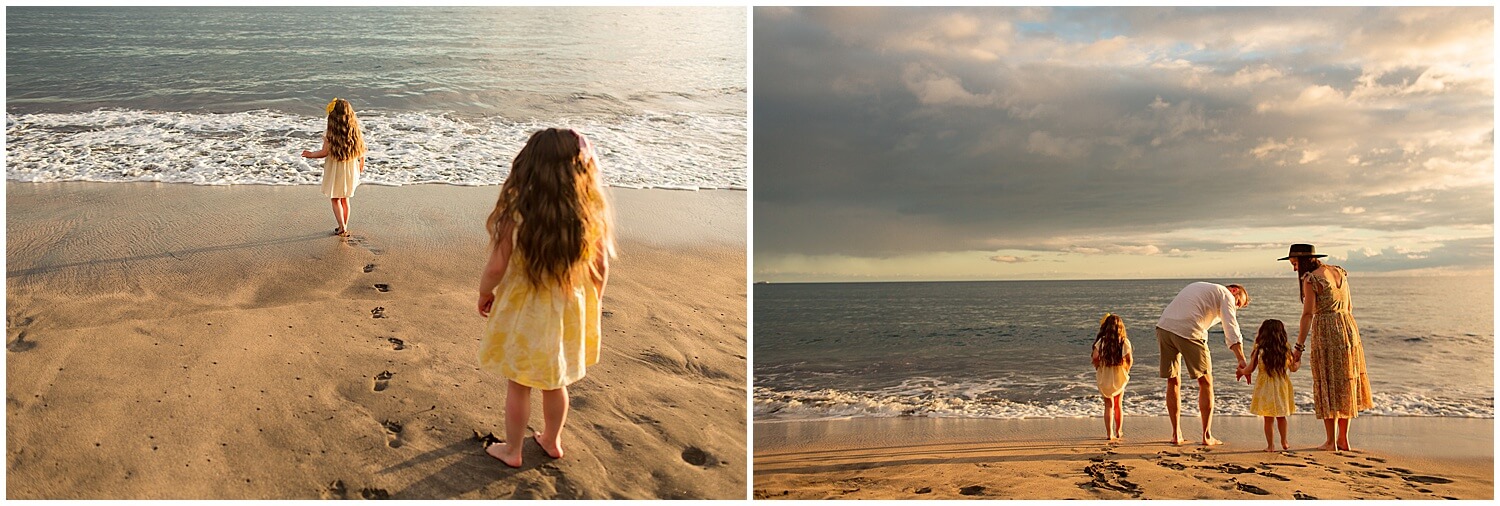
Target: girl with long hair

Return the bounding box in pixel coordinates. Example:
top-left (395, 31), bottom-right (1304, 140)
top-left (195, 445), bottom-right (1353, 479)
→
top-left (1091, 313), bottom-right (1132, 441)
top-left (1239, 319), bottom-right (1300, 451)
top-left (301, 98), bottom-right (367, 237)
top-left (476, 128), bottom-right (614, 468)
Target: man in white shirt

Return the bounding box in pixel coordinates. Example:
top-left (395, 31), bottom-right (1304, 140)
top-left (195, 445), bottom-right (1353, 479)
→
top-left (1156, 282), bottom-right (1250, 446)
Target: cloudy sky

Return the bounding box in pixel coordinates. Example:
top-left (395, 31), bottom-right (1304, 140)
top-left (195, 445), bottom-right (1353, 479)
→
top-left (754, 7), bottom-right (1493, 282)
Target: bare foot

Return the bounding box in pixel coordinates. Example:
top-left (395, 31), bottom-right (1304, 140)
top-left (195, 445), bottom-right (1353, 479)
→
top-left (1262, 446), bottom-right (1276, 452)
top-left (1337, 443), bottom-right (1354, 452)
top-left (1115, 431), bottom-right (1125, 441)
top-left (1316, 442), bottom-right (1338, 451)
top-left (1201, 435), bottom-right (1223, 446)
top-left (485, 442), bottom-right (522, 468)
top-left (1169, 432), bottom-right (1187, 445)
top-left (534, 433), bottom-right (564, 459)
top-left (1282, 442), bottom-right (1291, 450)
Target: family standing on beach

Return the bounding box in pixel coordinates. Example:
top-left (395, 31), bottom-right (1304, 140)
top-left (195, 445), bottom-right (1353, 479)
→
top-left (303, 99), bottom-right (615, 469)
top-left (1091, 244), bottom-right (1372, 451)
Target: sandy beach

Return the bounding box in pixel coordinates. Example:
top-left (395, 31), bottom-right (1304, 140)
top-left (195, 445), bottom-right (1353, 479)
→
top-left (6, 182), bottom-right (747, 499)
top-left (754, 415), bottom-right (1492, 499)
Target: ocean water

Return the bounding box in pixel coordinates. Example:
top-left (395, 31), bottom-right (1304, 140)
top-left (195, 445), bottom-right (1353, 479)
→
top-left (754, 277), bottom-right (1494, 421)
top-left (6, 7), bottom-right (745, 189)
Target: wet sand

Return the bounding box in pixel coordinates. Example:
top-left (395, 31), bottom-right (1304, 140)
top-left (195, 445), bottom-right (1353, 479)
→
top-left (754, 415), bottom-right (1491, 499)
top-left (6, 182), bottom-right (747, 499)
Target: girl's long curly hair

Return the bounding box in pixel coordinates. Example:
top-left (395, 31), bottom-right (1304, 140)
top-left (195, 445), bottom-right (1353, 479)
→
top-left (1254, 319), bottom-right (1291, 377)
top-left (486, 128), bottom-right (614, 288)
top-left (1094, 314), bottom-right (1128, 367)
top-left (325, 98), bottom-right (366, 162)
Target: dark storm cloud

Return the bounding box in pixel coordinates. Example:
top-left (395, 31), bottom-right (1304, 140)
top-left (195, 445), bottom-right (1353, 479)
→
top-left (754, 7), bottom-right (1493, 263)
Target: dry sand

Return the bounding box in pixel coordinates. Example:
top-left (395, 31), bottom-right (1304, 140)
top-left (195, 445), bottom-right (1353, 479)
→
top-left (6, 182), bottom-right (746, 499)
top-left (755, 415), bottom-right (1492, 499)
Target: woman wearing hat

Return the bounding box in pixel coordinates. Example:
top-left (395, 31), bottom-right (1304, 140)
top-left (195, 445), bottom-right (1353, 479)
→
top-left (1282, 244), bottom-right (1373, 451)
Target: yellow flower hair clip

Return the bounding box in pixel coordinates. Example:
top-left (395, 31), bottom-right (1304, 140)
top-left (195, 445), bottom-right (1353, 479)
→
top-left (326, 98), bottom-right (339, 115)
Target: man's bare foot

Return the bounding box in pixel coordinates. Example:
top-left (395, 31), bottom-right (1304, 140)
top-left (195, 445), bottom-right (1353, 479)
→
top-left (1201, 435), bottom-right (1223, 446)
top-left (534, 433), bottom-right (564, 459)
top-left (1282, 442), bottom-right (1291, 450)
top-left (1337, 442), bottom-right (1354, 452)
top-left (1263, 446), bottom-right (1276, 452)
top-left (485, 442), bottom-right (522, 468)
top-left (1316, 442), bottom-right (1338, 451)
top-left (1169, 434), bottom-right (1187, 445)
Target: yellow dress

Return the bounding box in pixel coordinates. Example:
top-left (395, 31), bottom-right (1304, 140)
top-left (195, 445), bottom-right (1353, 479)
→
top-left (1249, 369), bottom-right (1295, 417)
top-left (477, 245), bottom-right (602, 390)
top-left (1094, 340), bottom-right (1131, 398)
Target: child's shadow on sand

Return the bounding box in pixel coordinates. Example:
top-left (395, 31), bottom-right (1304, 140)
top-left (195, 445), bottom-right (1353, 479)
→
top-left (382, 437), bottom-right (561, 499)
top-left (6, 232), bottom-right (329, 278)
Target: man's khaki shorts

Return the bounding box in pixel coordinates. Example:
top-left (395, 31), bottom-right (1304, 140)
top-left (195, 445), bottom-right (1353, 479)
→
top-left (1157, 326), bottom-right (1211, 380)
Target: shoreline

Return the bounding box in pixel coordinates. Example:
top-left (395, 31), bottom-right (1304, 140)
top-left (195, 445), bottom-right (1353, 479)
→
top-left (7, 181), bottom-right (747, 499)
top-left (754, 415), bottom-right (1492, 499)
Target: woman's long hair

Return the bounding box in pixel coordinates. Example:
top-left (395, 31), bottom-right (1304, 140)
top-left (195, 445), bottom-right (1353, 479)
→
top-left (486, 128), bottom-right (614, 288)
top-left (1094, 314), bottom-right (1128, 367)
top-left (326, 98), bottom-right (366, 162)
top-left (1295, 257), bottom-right (1324, 302)
top-left (1254, 319), bottom-right (1291, 377)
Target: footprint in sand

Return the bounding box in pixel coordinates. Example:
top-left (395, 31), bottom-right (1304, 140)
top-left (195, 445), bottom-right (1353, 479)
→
top-left (7, 331), bottom-right (36, 352)
top-left (374, 284), bottom-right (390, 293)
top-left (373, 371), bottom-right (393, 392)
top-left (1081, 461), bottom-right (1141, 497)
top-left (358, 488), bottom-right (390, 500)
top-left (1402, 475), bottom-right (1454, 485)
top-left (382, 420), bottom-right (404, 448)
top-left (371, 307), bottom-right (386, 319)
top-left (472, 430), bottom-right (502, 449)
top-left (1259, 471), bottom-right (1292, 482)
top-left (681, 446), bottom-right (713, 467)
top-left (388, 338), bottom-right (406, 351)
top-left (320, 480), bottom-right (348, 499)
top-left (913, 487), bottom-right (932, 494)
top-left (958, 485), bottom-right (986, 496)
top-left (1349, 461), bottom-right (1375, 469)
top-left (1365, 456), bottom-right (1388, 463)
top-left (1213, 464), bottom-right (1257, 474)
top-left (1293, 491), bottom-right (1318, 500)
top-left (1234, 481), bottom-right (1271, 495)
top-left (363, 264), bottom-right (376, 273)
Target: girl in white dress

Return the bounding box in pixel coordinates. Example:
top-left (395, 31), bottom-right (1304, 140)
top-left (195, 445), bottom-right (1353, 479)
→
top-left (301, 98), bottom-right (367, 237)
top-left (1091, 313), bottom-right (1132, 441)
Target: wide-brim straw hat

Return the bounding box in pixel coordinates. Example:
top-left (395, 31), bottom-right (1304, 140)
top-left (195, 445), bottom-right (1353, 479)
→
top-left (1278, 243), bottom-right (1328, 261)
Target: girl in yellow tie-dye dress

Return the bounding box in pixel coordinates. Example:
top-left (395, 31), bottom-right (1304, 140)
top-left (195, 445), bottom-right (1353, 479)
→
top-left (476, 128), bottom-right (614, 468)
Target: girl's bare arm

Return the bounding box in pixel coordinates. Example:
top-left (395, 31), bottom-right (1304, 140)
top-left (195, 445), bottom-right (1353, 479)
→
top-left (302, 136), bottom-right (330, 159)
top-left (476, 222), bottom-right (514, 317)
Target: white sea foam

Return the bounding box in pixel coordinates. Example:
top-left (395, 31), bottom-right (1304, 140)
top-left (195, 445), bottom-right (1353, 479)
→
top-left (753, 385), bottom-right (1494, 421)
top-left (5, 109), bottom-right (745, 190)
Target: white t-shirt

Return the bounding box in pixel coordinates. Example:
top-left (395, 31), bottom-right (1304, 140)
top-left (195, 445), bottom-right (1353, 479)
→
top-left (1156, 282), bottom-right (1243, 349)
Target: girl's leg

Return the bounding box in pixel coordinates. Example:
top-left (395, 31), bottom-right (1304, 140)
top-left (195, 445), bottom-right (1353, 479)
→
top-left (1318, 418), bottom-right (1337, 451)
top-left (1112, 394), bottom-right (1124, 439)
top-left (537, 386), bottom-right (569, 458)
top-left (1102, 397), bottom-right (1114, 440)
top-left (485, 380), bottom-right (530, 467)
top-left (1262, 416), bottom-right (1275, 451)
top-left (1336, 418), bottom-right (1353, 451)
top-left (329, 199), bottom-right (343, 234)
top-left (1277, 417), bottom-right (1289, 450)
top-left (340, 198), bottom-right (351, 230)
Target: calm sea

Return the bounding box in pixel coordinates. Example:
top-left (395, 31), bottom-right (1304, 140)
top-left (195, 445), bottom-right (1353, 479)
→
top-left (754, 277), bottom-right (1493, 420)
top-left (6, 7), bottom-right (745, 189)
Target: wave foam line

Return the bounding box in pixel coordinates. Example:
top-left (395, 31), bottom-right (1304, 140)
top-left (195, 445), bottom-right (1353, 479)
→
top-left (6, 109), bottom-right (745, 190)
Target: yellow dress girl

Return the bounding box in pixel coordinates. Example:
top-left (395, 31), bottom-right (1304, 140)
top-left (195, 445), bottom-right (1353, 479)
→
top-left (300, 98), bottom-right (366, 237)
top-left (476, 128), bottom-right (613, 468)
